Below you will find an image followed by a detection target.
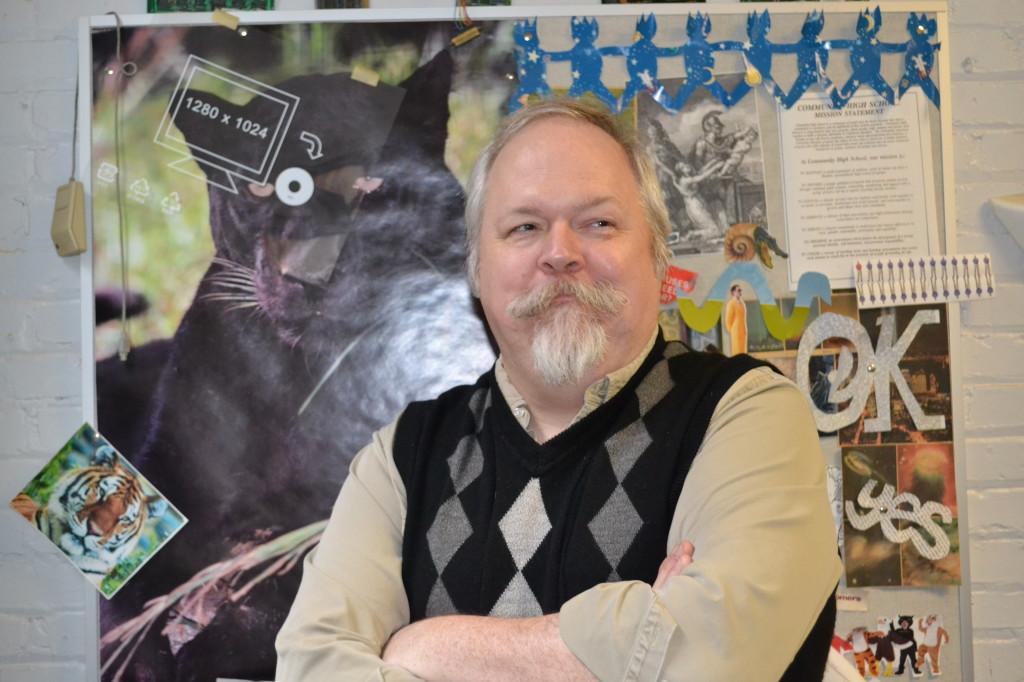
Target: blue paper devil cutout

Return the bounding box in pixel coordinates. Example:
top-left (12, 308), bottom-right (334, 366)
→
top-left (777, 11), bottom-right (839, 108)
top-left (832, 7), bottom-right (904, 106)
top-left (509, 19), bottom-right (551, 112)
top-left (548, 17), bottom-right (620, 111)
top-left (899, 12), bottom-right (941, 107)
top-left (717, 10), bottom-right (787, 105)
top-left (614, 14), bottom-right (678, 113)
top-left (670, 12), bottom-right (733, 111)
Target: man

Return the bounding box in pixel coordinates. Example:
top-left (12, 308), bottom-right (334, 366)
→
top-left (690, 111), bottom-right (736, 232)
top-left (691, 111), bottom-right (734, 170)
top-left (276, 100), bottom-right (840, 681)
top-left (725, 284), bottom-right (748, 356)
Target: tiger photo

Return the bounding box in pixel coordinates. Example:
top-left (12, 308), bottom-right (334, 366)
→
top-left (9, 425), bottom-right (186, 598)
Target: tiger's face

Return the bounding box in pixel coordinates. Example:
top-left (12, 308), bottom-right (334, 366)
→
top-left (48, 464), bottom-right (162, 574)
top-left (82, 470), bottom-right (147, 551)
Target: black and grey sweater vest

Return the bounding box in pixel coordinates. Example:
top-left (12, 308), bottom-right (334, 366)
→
top-left (393, 337), bottom-right (835, 679)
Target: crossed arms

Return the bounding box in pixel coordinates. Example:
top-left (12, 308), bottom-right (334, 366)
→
top-left (275, 367), bottom-right (842, 681)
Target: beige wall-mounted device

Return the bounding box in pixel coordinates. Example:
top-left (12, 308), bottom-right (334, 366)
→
top-left (51, 180), bottom-right (86, 257)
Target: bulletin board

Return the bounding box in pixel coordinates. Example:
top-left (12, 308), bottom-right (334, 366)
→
top-left (76, 3), bottom-right (972, 680)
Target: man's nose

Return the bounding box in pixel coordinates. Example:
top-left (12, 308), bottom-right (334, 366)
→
top-left (539, 222), bottom-right (583, 275)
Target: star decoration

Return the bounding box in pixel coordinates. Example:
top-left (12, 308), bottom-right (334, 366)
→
top-left (912, 54), bottom-right (926, 71)
top-left (639, 70), bottom-right (654, 88)
top-left (572, 70), bottom-right (580, 79)
top-left (528, 50), bottom-right (539, 63)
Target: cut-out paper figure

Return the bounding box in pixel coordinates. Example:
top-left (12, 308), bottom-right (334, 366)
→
top-left (718, 11), bottom-right (787, 105)
top-left (724, 284), bottom-right (747, 355)
top-left (669, 12), bottom-right (733, 111)
top-left (891, 616), bottom-right (922, 676)
top-left (869, 616), bottom-right (897, 677)
top-left (548, 16), bottom-right (619, 111)
top-left (508, 19), bottom-right (551, 112)
top-left (613, 14), bottom-right (679, 113)
top-left (899, 12), bottom-right (941, 108)
top-left (916, 614), bottom-right (949, 676)
top-left (777, 11), bottom-right (839, 109)
top-left (846, 626), bottom-right (880, 679)
top-left (832, 7), bottom-right (904, 106)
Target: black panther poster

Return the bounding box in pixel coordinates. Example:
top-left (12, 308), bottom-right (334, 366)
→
top-left (91, 20), bottom-right (505, 681)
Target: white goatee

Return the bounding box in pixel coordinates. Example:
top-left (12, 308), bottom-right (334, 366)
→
top-left (506, 280), bottom-right (627, 386)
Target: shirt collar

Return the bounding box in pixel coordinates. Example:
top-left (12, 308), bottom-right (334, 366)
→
top-left (494, 327), bottom-right (659, 441)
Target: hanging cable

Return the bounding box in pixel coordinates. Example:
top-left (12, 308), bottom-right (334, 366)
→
top-left (107, 11), bottom-right (135, 362)
top-left (70, 72), bottom-right (78, 183)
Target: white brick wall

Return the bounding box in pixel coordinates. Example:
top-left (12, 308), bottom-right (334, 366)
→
top-left (1, 2), bottom-right (1021, 680)
top-left (1, 4), bottom-right (138, 681)
top-left (952, 0), bottom-right (1024, 677)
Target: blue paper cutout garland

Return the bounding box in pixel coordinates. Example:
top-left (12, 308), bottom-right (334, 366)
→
top-left (508, 8), bottom-right (942, 114)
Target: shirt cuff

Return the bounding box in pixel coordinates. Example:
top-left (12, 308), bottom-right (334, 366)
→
top-left (558, 581), bottom-right (677, 682)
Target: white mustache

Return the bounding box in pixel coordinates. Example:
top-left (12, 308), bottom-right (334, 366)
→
top-left (506, 279), bottom-right (627, 319)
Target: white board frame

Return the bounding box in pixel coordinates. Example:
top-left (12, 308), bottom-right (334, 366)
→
top-left (77, 3), bottom-right (968, 680)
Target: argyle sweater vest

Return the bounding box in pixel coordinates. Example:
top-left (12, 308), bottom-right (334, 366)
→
top-left (393, 337), bottom-right (836, 680)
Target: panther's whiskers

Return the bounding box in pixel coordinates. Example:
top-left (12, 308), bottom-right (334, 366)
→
top-left (208, 280), bottom-right (257, 293)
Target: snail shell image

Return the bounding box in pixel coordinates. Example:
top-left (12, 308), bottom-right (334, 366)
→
top-left (724, 223), bottom-right (789, 269)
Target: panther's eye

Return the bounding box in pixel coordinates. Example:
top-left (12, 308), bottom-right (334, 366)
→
top-left (314, 165), bottom-right (369, 205)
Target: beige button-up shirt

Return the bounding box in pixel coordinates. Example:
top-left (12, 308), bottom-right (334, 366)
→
top-left (276, 336), bottom-right (841, 681)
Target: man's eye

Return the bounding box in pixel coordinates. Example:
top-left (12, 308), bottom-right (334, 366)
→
top-left (587, 219), bottom-right (613, 229)
top-left (510, 223), bottom-right (537, 234)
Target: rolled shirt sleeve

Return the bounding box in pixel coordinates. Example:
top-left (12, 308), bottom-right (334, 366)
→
top-left (275, 421), bottom-right (425, 682)
top-left (559, 367), bottom-right (843, 681)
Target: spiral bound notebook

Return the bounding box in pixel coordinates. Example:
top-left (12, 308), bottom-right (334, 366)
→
top-left (854, 253), bottom-right (996, 309)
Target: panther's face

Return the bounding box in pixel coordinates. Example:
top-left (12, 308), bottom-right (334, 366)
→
top-left (188, 52), bottom-right (470, 357)
top-left (206, 164), bottom-right (368, 347)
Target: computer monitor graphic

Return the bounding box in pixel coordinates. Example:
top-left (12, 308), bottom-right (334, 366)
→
top-left (155, 55), bottom-right (300, 193)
